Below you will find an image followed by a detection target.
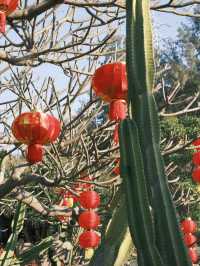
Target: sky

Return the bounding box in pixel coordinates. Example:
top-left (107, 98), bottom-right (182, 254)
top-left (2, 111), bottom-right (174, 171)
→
top-left (153, 12), bottom-right (186, 40)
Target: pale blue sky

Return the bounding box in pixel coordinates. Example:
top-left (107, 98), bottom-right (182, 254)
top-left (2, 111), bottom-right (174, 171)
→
top-left (153, 12), bottom-right (186, 40)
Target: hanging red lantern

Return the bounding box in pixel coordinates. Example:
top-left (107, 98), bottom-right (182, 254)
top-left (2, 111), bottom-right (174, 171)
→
top-left (109, 100), bottom-right (127, 121)
top-left (11, 111), bottom-right (61, 164)
top-left (92, 63), bottom-right (128, 145)
top-left (188, 247), bottom-right (199, 264)
top-left (11, 112), bottom-right (61, 145)
top-left (78, 210), bottom-right (100, 229)
top-left (193, 138), bottom-right (200, 151)
top-left (26, 144), bottom-right (44, 164)
top-left (181, 218), bottom-right (197, 234)
top-left (47, 115), bottom-right (61, 142)
top-left (92, 62), bottom-right (127, 103)
top-left (79, 230), bottom-right (100, 249)
top-left (192, 167), bottom-right (200, 183)
top-left (192, 152), bottom-right (200, 166)
top-left (183, 233), bottom-right (197, 247)
top-left (79, 191), bottom-right (100, 209)
top-left (0, 0), bottom-right (18, 33)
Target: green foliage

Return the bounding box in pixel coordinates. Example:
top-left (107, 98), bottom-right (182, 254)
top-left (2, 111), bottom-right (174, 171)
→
top-left (17, 236), bottom-right (53, 265)
top-left (160, 116), bottom-right (200, 143)
top-left (161, 117), bottom-right (187, 141)
top-left (0, 151), bottom-right (7, 164)
top-left (0, 203), bottom-right (26, 266)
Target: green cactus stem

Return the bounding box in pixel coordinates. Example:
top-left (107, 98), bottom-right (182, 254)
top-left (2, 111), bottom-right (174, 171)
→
top-left (125, 0), bottom-right (192, 265)
top-left (119, 119), bottom-right (164, 266)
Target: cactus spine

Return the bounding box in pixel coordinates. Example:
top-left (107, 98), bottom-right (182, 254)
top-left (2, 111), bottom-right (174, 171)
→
top-left (119, 0), bottom-right (192, 265)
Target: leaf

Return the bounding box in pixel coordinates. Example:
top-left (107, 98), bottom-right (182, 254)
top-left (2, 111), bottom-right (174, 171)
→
top-left (0, 203), bottom-right (26, 266)
top-left (17, 236), bottom-right (53, 265)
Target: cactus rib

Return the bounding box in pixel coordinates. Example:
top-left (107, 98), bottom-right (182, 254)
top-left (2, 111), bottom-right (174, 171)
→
top-left (126, 0), bottom-right (192, 265)
top-left (119, 118), bottom-right (164, 266)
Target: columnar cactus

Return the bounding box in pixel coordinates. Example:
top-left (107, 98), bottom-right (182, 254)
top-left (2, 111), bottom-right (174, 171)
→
top-left (119, 0), bottom-right (192, 265)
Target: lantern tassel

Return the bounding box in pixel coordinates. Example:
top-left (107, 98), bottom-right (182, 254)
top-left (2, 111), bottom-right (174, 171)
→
top-left (109, 100), bottom-right (127, 121)
top-left (0, 11), bottom-right (6, 33)
top-left (26, 144), bottom-right (44, 164)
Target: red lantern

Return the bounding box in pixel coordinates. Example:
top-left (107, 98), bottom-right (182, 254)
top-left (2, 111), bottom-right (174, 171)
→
top-left (0, 0), bottom-right (18, 33)
top-left (192, 167), bottom-right (200, 183)
top-left (11, 111), bottom-right (61, 164)
top-left (193, 138), bottom-right (200, 151)
top-left (47, 115), bottom-right (61, 142)
top-left (79, 191), bottom-right (100, 209)
top-left (188, 247), bottom-right (199, 264)
top-left (11, 112), bottom-right (61, 145)
top-left (79, 230), bottom-right (100, 249)
top-left (26, 144), bottom-right (43, 164)
top-left (92, 63), bottom-right (128, 145)
top-left (92, 62), bottom-right (127, 103)
top-left (78, 211), bottom-right (100, 229)
top-left (192, 152), bottom-right (200, 166)
top-left (184, 233), bottom-right (197, 247)
top-left (181, 218), bottom-right (197, 234)
top-left (109, 100), bottom-right (127, 121)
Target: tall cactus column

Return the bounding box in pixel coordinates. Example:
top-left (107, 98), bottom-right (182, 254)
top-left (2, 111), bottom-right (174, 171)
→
top-left (119, 0), bottom-right (192, 265)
